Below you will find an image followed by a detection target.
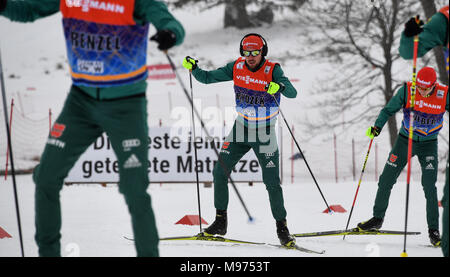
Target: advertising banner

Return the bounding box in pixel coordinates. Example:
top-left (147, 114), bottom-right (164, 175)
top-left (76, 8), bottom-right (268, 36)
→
top-left (65, 126), bottom-right (282, 184)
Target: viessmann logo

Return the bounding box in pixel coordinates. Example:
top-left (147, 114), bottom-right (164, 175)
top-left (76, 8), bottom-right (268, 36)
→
top-left (415, 100), bottom-right (441, 110)
top-left (65, 0), bottom-right (125, 14)
top-left (236, 75), bottom-right (268, 86)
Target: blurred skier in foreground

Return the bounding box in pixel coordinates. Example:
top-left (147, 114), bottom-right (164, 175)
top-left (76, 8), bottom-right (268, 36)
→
top-left (0, 0), bottom-right (184, 257)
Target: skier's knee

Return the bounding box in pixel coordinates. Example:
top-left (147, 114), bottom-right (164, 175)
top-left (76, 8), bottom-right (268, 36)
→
top-left (123, 191), bottom-right (152, 215)
top-left (33, 163), bottom-right (63, 190)
top-left (265, 184), bottom-right (282, 195)
top-left (263, 175), bottom-right (280, 190)
top-left (213, 162), bottom-right (229, 181)
top-left (32, 164), bottom-right (41, 184)
top-left (423, 184), bottom-right (437, 199)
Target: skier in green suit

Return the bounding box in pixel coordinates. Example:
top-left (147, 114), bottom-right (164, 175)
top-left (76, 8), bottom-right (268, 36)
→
top-left (0, 0), bottom-right (184, 257)
top-left (398, 5), bottom-right (449, 256)
top-left (358, 66), bottom-right (449, 247)
top-left (182, 33), bottom-right (298, 246)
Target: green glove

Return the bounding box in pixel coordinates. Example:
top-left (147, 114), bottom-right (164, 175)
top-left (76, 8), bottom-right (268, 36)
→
top-left (366, 126), bottom-right (381, 139)
top-left (265, 82), bottom-right (281, 95)
top-left (182, 56), bottom-right (198, 70)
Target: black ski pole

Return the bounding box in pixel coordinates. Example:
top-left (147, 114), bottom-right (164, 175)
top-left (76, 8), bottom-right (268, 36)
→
top-left (165, 53), bottom-right (254, 222)
top-left (272, 95), bottom-right (333, 213)
top-left (0, 48), bottom-right (25, 257)
top-left (188, 70), bottom-right (203, 232)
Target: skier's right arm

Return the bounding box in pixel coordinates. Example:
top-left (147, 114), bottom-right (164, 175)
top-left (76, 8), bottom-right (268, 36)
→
top-left (0, 0), bottom-right (59, 22)
top-left (373, 84), bottom-right (407, 131)
top-left (183, 57), bottom-right (234, 84)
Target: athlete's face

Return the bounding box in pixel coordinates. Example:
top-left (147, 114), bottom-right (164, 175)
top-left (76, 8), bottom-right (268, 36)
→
top-left (245, 51), bottom-right (263, 69)
top-left (417, 84), bottom-right (435, 97)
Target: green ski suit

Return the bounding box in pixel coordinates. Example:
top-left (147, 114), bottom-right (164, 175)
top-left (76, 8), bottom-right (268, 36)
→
top-left (191, 58), bottom-right (297, 221)
top-left (1, 0), bottom-right (185, 257)
top-left (372, 83), bottom-right (449, 232)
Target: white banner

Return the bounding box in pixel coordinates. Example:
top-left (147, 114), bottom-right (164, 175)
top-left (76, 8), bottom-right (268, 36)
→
top-left (65, 126), bottom-right (282, 183)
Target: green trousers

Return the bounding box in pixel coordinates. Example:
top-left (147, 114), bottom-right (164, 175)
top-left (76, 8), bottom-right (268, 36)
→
top-left (33, 87), bottom-right (159, 257)
top-left (373, 134), bottom-right (439, 230)
top-left (212, 121), bottom-right (287, 221)
top-left (442, 156), bottom-right (449, 257)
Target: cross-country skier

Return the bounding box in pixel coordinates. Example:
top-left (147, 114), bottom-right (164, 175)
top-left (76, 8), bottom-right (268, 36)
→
top-left (0, 0), bottom-right (184, 257)
top-left (398, 5), bottom-right (449, 256)
top-left (357, 66), bottom-right (449, 247)
top-left (182, 33), bottom-right (298, 247)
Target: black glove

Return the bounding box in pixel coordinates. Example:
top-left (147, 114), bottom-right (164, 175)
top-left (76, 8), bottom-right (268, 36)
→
top-left (150, 29), bottom-right (176, 51)
top-left (403, 15), bottom-right (424, 37)
top-left (0, 0), bottom-right (7, 13)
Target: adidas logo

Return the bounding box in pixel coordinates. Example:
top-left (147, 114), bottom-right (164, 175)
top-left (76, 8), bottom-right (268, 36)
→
top-left (266, 161), bottom-right (276, 168)
top-left (425, 163), bottom-right (435, 170)
top-left (124, 154), bottom-right (142, 169)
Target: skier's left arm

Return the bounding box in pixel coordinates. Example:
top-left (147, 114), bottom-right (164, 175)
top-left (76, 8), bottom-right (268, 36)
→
top-left (271, 64), bottom-right (297, 98)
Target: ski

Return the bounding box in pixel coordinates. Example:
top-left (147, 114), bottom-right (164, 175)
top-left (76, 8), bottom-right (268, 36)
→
top-left (268, 243), bottom-right (325, 254)
top-left (293, 228), bottom-right (421, 238)
top-left (420, 243), bottom-right (441, 248)
top-left (161, 233), bottom-right (266, 245)
top-left (124, 233), bottom-right (264, 245)
top-left (124, 233), bottom-right (325, 254)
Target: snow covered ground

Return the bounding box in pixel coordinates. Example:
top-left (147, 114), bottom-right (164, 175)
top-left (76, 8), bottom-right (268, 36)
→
top-left (0, 3), bottom-right (447, 259)
top-left (0, 174), bottom-right (445, 257)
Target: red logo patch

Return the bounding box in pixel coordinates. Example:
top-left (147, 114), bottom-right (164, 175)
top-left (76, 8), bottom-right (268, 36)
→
top-left (389, 154), bottom-right (398, 163)
top-left (50, 123), bottom-right (66, 138)
top-left (222, 142), bottom-right (230, 149)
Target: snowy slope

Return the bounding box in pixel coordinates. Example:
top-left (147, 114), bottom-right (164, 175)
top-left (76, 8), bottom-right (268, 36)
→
top-left (0, 4), bottom-right (447, 258)
top-left (0, 174), bottom-right (444, 257)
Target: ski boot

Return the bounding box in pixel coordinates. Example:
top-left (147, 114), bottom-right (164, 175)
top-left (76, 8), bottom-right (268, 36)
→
top-left (203, 210), bottom-right (227, 236)
top-left (276, 219), bottom-right (296, 247)
top-left (429, 229), bottom-right (441, 247)
top-left (357, 217), bottom-right (383, 231)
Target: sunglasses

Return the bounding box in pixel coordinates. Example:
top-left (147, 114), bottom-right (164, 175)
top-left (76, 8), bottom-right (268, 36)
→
top-left (242, 50), bottom-right (262, 57)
